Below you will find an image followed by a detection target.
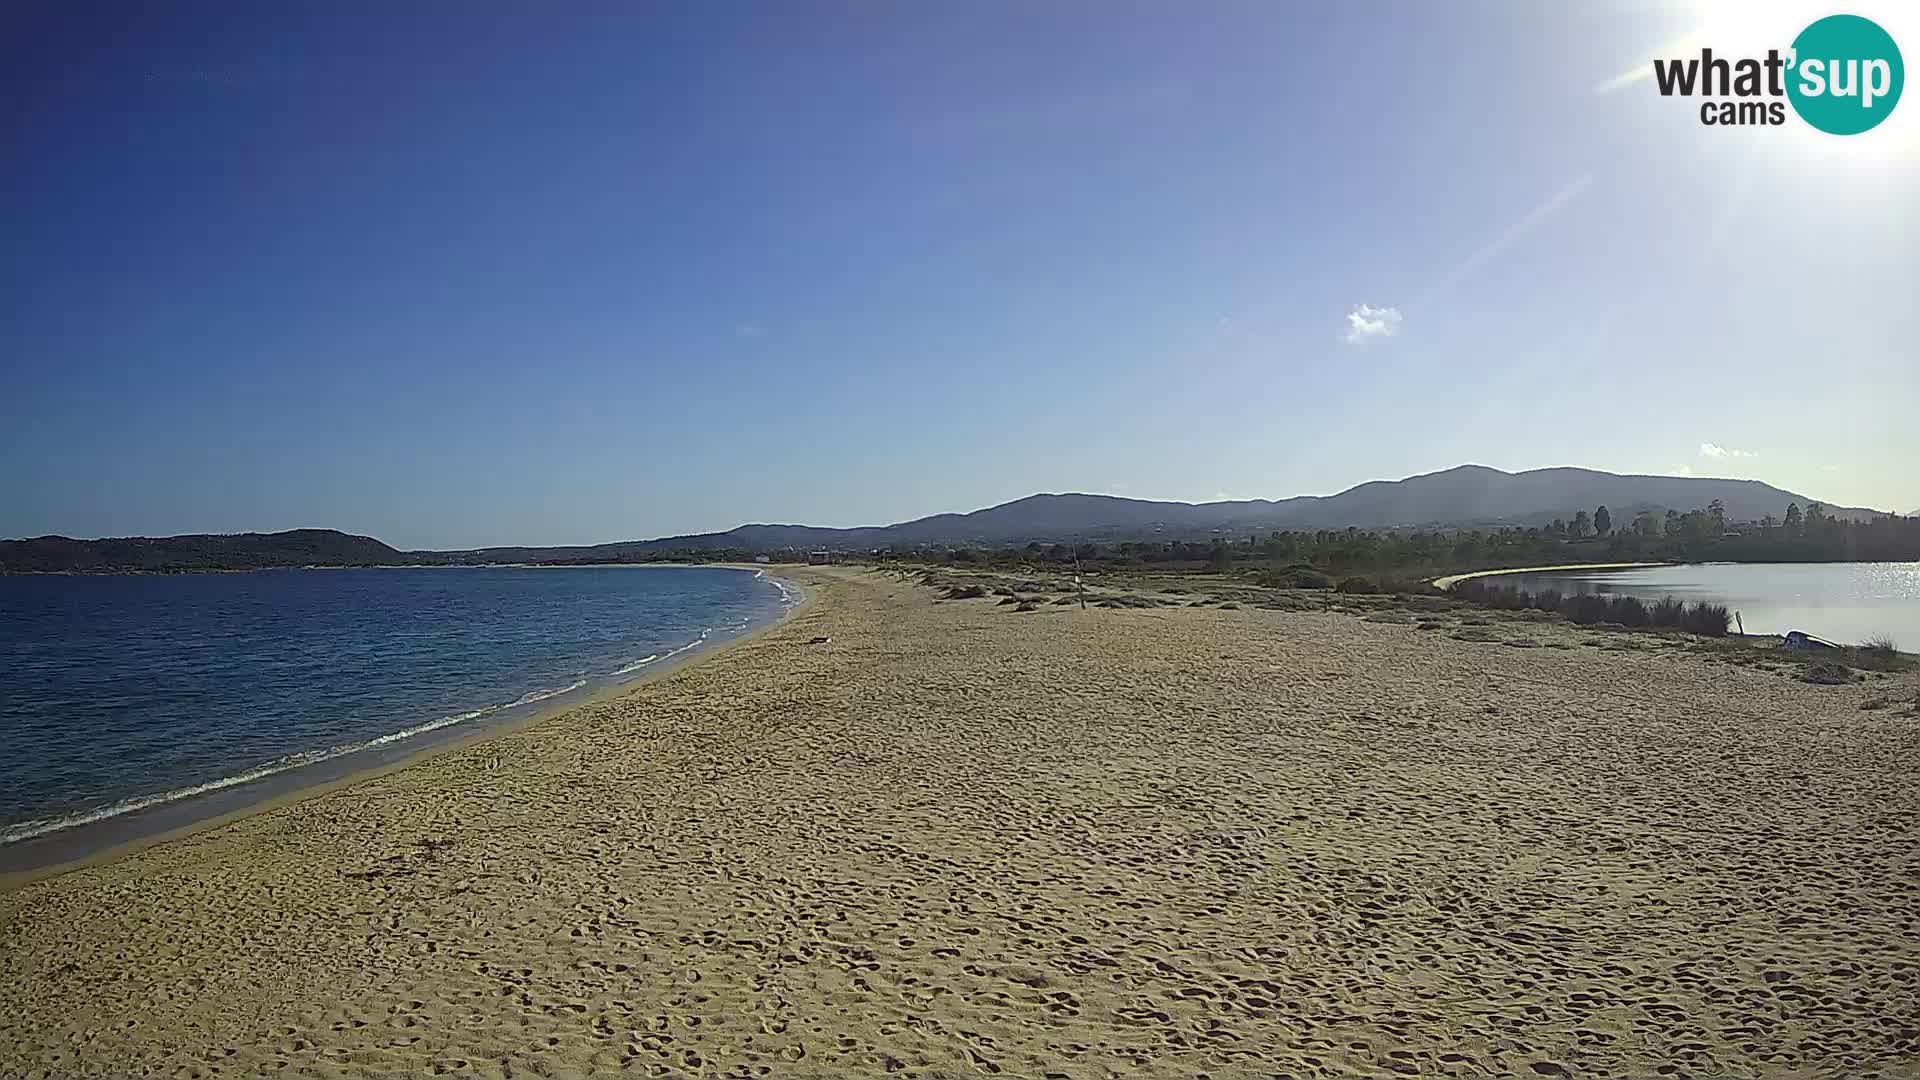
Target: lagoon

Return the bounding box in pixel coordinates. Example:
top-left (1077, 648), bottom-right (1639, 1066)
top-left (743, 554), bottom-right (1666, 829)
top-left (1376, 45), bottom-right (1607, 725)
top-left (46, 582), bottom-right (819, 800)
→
top-left (1480, 561), bottom-right (1920, 646)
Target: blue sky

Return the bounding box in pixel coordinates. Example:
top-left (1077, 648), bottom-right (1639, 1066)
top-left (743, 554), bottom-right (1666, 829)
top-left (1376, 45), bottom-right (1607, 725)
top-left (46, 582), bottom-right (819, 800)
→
top-left (4, 1), bottom-right (1915, 548)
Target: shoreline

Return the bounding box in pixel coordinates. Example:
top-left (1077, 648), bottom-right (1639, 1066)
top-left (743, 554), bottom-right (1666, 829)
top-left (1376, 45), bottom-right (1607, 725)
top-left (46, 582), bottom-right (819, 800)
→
top-left (1430, 561), bottom-right (1673, 590)
top-left (3, 567), bottom-right (1915, 1077)
top-left (0, 571), bottom-right (809, 891)
top-left (0, 559), bottom-right (762, 576)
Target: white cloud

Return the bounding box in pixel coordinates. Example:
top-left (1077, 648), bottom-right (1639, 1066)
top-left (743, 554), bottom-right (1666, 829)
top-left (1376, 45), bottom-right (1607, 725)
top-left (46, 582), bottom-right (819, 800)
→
top-left (1667, 464), bottom-right (1696, 477)
top-left (1699, 442), bottom-right (1757, 459)
top-left (1344, 304), bottom-right (1403, 345)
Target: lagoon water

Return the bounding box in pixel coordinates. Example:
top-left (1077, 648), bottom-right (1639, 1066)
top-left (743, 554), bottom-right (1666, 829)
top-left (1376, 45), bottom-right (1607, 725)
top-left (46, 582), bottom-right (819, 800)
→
top-left (1484, 562), bottom-right (1920, 646)
top-left (0, 566), bottom-right (794, 860)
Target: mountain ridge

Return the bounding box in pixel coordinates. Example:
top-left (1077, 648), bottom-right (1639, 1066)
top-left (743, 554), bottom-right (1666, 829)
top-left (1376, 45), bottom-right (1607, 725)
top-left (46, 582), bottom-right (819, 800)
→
top-left (1, 465), bottom-right (1887, 572)
top-left (0, 529), bottom-right (405, 574)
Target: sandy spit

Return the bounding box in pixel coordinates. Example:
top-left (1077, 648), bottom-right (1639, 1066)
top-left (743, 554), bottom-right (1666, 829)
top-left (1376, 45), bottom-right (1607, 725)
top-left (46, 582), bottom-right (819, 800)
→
top-left (3, 566), bottom-right (1917, 1079)
top-left (1428, 563), bottom-right (1671, 590)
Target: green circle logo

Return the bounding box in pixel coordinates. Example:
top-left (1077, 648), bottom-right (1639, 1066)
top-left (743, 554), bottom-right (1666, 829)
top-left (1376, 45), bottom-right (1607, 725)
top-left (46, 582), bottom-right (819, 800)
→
top-left (1787, 14), bottom-right (1904, 134)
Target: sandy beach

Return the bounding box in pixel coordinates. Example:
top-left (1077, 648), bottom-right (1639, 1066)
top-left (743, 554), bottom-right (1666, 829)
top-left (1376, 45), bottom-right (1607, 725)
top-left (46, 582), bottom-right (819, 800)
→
top-left (3, 566), bottom-right (1917, 1079)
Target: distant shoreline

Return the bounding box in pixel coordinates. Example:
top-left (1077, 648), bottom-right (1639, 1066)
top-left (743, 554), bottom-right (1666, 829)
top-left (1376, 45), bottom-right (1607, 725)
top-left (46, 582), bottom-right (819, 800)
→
top-left (0, 559), bottom-right (771, 577)
top-left (1430, 562), bottom-right (1674, 590)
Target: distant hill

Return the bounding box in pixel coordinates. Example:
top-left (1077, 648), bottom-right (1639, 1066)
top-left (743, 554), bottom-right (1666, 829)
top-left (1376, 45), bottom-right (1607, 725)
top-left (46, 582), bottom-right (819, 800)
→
top-left (0, 529), bottom-right (404, 573)
top-left (4, 466), bottom-right (1885, 571)
top-left (436, 465), bottom-right (1883, 559)
top-left (416, 465), bottom-right (1873, 564)
top-left (1222, 464), bottom-right (1879, 533)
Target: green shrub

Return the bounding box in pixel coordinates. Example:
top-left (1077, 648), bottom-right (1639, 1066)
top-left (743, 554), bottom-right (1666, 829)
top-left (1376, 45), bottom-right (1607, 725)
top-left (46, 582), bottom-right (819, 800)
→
top-left (1564, 595), bottom-right (1608, 625)
top-left (1609, 596), bottom-right (1651, 627)
top-left (1682, 602), bottom-right (1730, 637)
top-left (1651, 596), bottom-right (1686, 627)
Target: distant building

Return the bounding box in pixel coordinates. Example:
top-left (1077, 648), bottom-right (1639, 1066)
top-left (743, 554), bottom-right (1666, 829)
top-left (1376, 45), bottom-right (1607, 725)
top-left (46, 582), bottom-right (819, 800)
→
top-left (754, 555), bottom-right (771, 564)
top-left (807, 550), bottom-right (832, 565)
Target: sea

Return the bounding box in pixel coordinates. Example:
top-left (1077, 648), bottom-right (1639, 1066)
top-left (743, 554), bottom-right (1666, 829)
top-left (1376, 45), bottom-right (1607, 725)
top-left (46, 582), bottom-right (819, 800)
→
top-left (0, 565), bottom-right (797, 870)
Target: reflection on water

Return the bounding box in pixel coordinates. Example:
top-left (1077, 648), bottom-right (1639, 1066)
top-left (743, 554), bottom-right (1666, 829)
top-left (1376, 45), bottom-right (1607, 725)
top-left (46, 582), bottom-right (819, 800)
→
top-left (1481, 562), bottom-right (1920, 646)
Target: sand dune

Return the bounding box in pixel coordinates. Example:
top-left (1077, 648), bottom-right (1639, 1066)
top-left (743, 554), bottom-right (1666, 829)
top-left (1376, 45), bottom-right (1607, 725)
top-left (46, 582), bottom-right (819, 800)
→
top-left (3, 567), bottom-right (1917, 1078)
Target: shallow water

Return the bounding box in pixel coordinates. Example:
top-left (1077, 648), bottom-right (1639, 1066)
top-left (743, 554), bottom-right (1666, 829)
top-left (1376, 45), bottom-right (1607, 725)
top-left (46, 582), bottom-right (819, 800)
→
top-left (1481, 561), bottom-right (1920, 645)
top-left (0, 565), bottom-right (794, 852)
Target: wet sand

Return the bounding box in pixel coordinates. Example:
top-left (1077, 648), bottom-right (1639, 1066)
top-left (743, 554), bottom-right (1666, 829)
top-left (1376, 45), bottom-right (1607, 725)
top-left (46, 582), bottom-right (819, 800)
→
top-left (3, 566), bottom-right (1917, 1078)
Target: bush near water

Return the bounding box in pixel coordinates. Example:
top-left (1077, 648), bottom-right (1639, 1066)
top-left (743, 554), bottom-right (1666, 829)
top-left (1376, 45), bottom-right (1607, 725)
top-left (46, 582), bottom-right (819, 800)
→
top-left (1449, 578), bottom-right (1731, 636)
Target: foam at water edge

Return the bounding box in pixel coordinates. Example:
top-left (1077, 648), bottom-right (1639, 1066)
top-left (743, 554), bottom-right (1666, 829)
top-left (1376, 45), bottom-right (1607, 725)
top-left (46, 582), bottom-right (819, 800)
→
top-left (0, 706), bottom-right (479, 846)
top-left (502, 679), bottom-right (587, 710)
top-left (611, 653), bottom-right (661, 676)
top-left (758, 569), bottom-right (803, 607)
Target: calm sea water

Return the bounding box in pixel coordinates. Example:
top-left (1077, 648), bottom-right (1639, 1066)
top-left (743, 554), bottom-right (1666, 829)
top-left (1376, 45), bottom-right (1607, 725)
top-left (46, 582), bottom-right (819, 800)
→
top-left (1484, 562), bottom-right (1920, 645)
top-left (0, 566), bottom-right (794, 858)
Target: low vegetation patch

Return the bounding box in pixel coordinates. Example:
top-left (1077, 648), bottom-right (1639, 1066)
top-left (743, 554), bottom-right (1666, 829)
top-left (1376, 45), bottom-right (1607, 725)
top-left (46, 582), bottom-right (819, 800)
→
top-left (1851, 637), bottom-right (1906, 670)
top-left (1259, 566), bottom-right (1335, 590)
top-left (1802, 660), bottom-right (1854, 685)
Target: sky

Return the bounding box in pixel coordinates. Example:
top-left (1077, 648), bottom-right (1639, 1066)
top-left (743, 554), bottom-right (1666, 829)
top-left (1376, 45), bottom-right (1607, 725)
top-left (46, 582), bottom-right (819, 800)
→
top-left (3, 1), bottom-right (1916, 549)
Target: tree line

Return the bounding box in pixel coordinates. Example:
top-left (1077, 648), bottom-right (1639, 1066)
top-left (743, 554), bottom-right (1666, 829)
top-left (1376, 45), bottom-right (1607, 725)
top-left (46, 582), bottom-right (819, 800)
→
top-left (891, 502), bottom-right (1919, 578)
